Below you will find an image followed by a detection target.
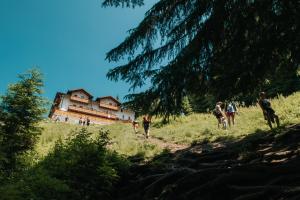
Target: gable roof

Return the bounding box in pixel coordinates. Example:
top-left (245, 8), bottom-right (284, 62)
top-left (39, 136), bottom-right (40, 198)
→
top-left (96, 96), bottom-right (121, 105)
top-left (67, 89), bottom-right (93, 99)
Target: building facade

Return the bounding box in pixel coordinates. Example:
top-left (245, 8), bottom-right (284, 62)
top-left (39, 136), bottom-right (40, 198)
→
top-left (48, 89), bottom-right (135, 125)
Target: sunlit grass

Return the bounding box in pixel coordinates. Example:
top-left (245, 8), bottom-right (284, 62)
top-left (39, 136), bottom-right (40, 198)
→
top-left (36, 121), bottom-right (162, 159)
top-left (149, 92), bottom-right (300, 144)
top-left (36, 92), bottom-right (300, 158)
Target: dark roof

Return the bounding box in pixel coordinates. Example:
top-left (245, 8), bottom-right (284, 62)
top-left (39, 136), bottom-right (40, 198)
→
top-left (53, 92), bottom-right (64, 101)
top-left (67, 89), bottom-right (93, 99)
top-left (96, 96), bottom-right (121, 105)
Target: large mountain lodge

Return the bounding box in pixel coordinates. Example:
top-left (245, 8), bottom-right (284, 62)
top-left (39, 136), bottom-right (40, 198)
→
top-left (48, 89), bottom-right (135, 125)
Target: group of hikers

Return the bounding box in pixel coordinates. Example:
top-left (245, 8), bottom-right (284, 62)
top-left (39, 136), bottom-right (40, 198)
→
top-left (78, 116), bottom-right (91, 126)
top-left (132, 92), bottom-right (280, 139)
top-left (132, 115), bottom-right (151, 139)
top-left (213, 101), bottom-right (237, 129)
top-left (213, 91), bottom-right (280, 129)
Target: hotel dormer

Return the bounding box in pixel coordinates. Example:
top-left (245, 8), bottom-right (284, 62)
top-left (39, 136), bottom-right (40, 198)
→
top-left (96, 96), bottom-right (120, 111)
top-left (68, 89), bottom-right (93, 104)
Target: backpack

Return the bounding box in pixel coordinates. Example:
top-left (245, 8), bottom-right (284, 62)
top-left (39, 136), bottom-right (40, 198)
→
top-left (227, 103), bottom-right (234, 113)
top-left (261, 99), bottom-right (271, 110)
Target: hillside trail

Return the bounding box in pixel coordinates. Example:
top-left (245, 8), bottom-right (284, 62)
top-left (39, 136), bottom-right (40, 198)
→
top-left (117, 124), bottom-right (300, 200)
top-left (136, 133), bottom-right (189, 152)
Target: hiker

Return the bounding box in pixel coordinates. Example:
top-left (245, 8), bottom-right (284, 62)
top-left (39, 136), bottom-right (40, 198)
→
top-left (213, 102), bottom-right (228, 129)
top-left (86, 117), bottom-right (90, 126)
top-left (143, 115), bottom-right (151, 139)
top-left (82, 118), bottom-right (86, 126)
top-left (65, 116), bottom-right (69, 122)
top-left (226, 101), bottom-right (238, 127)
top-left (258, 92), bottom-right (279, 129)
top-left (79, 117), bottom-right (82, 125)
top-left (132, 120), bottom-right (139, 134)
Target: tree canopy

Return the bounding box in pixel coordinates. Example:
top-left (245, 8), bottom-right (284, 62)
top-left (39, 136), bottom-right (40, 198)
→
top-left (0, 69), bottom-right (46, 172)
top-left (103, 0), bottom-right (300, 118)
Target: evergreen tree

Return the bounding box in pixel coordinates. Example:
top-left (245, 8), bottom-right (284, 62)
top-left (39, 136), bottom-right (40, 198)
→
top-left (103, 0), bottom-right (300, 118)
top-left (181, 96), bottom-right (193, 115)
top-left (0, 69), bottom-right (46, 172)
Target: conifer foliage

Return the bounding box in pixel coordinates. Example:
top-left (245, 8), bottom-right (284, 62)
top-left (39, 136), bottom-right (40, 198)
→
top-left (0, 69), bottom-right (46, 172)
top-left (103, 0), bottom-right (300, 118)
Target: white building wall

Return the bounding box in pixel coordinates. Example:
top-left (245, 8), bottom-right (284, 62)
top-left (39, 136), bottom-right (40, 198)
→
top-left (59, 95), bottom-right (71, 111)
top-left (91, 101), bottom-right (99, 111)
top-left (115, 109), bottom-right (135, 121)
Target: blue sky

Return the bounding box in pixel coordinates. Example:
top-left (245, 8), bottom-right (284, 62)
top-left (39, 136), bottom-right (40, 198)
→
top-left (0, 0), bottom-right (156, 102)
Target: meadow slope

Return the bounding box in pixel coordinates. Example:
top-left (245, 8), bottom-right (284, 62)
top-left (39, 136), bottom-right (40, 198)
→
top-left (37, 92), bottom-right (300, 158)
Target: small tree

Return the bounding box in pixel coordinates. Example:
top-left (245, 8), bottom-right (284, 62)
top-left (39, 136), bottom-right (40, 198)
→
top-left (0, 69), bottom-right (46, 172)
top-left (181, 96), bottom-right (193, 115)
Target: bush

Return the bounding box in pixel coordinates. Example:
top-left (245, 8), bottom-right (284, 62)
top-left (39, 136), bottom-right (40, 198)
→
top-left (0, 128), bottom-right (130, 200)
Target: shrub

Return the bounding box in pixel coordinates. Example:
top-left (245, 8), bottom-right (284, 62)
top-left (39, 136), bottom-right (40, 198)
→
top-left (0, 128), bottom-right (130, 200)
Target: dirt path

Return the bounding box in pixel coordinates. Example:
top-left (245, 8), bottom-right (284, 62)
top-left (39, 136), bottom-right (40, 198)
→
top-left (136, 134), bottom-right (189, 152)
top-left (148, 136), bottom-right (189, 152)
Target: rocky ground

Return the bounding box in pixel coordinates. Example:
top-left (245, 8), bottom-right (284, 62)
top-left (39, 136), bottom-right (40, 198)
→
top-left (116, 124), bottom-right (300, 200)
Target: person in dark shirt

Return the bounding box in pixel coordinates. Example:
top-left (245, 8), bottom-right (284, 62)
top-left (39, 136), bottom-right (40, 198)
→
top-left (258, 92), bottom-right (279, 129)
top-left (143, 115), bottom-right (151, 139)
top-left (79, 117), bottom-right (82, 125)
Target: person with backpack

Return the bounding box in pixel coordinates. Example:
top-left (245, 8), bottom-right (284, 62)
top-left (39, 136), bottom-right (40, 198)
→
top-left (258, 92), bottom-right (279, 129)
top-left (213, 102), bottom-right (228, 129)
top-left (226, 101), bottom-right (238, 127)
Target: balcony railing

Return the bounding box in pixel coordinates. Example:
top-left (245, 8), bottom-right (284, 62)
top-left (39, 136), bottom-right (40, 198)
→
top-left (99, 103), bottom-right (119, 111)
top-left (68, 105), bottom-right (117, 120)
top-left (70, 96), bottom-right (89, 104)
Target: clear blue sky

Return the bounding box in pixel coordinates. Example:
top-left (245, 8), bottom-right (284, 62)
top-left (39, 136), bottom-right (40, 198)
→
top-left (0, 0), bottom-right (156, 102)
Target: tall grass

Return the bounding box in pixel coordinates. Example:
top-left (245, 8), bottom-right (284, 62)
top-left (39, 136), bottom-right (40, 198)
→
top-left (37, 92), bottom-right (300, 158)
top-left (37, 121), bottom-right (161, 158)
top-left (149, 92), bottom-right (300, 144)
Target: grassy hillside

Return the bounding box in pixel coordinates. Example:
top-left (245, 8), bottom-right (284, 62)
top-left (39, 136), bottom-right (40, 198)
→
top-left (149, 92), bottom-right (300, 144)
top-left (37, 121), bottom-right (160, 158)
top-left (37, 92), bottom-right (300, 158)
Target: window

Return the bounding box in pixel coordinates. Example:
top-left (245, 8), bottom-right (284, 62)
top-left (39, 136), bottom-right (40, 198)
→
top-left (122, 115), bottom-right (124, 119)
top-left (109, 103), bottom-right (112, 106)
top-left (74, 94), bottom-right (78, 97)
top-left (121, 109), bottom-right (123, 112)
top-left (128, 116), bottom-right (131, 120)
top-left (81, 95), bottom-right (85, 99)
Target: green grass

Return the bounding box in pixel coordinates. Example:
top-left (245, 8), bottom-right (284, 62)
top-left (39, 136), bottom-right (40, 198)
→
top-left (37, 121), bottom-right (162, 159)
top-left (36, 92), bottom-right (300, 158)
top-left (149, 92), bottom-right (300, 144)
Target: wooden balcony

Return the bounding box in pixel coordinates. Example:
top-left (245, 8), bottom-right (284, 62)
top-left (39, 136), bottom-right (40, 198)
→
top-left (70, 96), bottom-right (89, 104)
top-left (68, 105), bottom-right (117, 120)
top-left (99, 103), bottom-right (119, 111)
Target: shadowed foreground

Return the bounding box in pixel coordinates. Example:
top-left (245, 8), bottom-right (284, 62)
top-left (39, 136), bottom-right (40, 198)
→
top-left (116, 124), bottom-right (300, 200)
